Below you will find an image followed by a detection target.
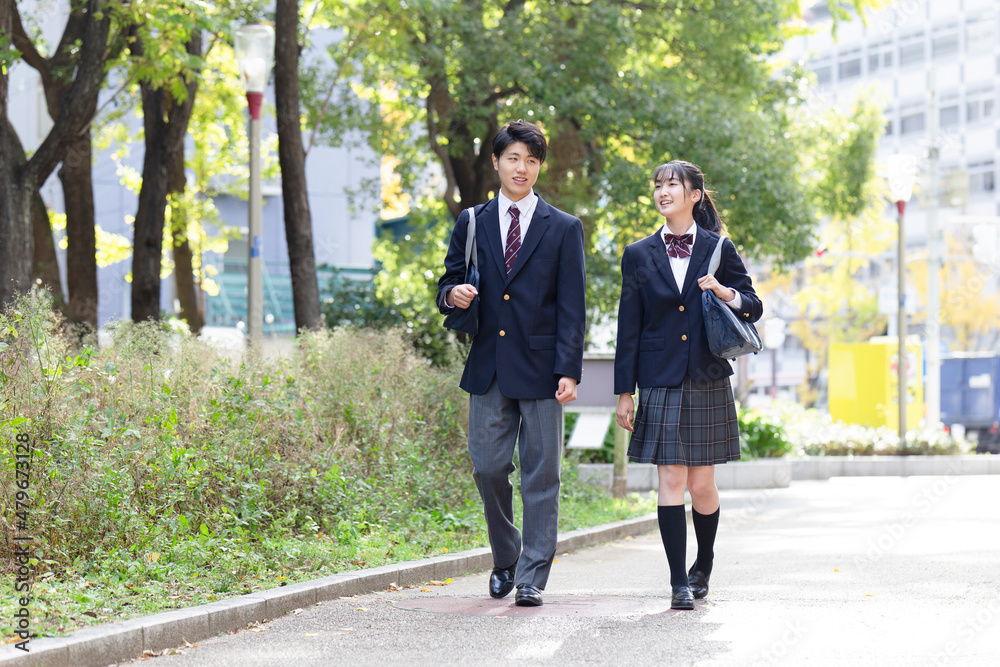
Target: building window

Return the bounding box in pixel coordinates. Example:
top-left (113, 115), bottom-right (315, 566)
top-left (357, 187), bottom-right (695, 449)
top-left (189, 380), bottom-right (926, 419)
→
top-left (885, 118), bottom-right (894, 136)
top-left (969, 160), bottom-right (996, 195)
top-left (812, 58), bottom-right (832, 86)
top-left (966, 15), bottom-right (996, 54)
top-left (868, 40), bottom-right (893, 72)
top-left (900, 109), bottom-right (925, 135)
top-left (940, 105), bottom-right (960, 128)
top-left (899, 31), bottom-right (926, 67)
top-left (838, 48), bottom-right (862, 80)
top-left (967, 87), bottom-right (996, 124)
top-left (932, 25), bottom-right (959, 59)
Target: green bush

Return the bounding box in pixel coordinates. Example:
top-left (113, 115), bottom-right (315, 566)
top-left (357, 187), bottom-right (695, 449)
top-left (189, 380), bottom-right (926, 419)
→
top-left (738, 408), bottom-right (794, 459)
top-left (761, 402), bottom-right (973, 456)
top-left (1, 291), bottom-right (654, 638)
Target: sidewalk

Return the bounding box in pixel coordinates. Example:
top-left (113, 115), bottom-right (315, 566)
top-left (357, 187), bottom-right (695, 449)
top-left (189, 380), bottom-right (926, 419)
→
top-left (136, 476), bottom-right (1000, 666)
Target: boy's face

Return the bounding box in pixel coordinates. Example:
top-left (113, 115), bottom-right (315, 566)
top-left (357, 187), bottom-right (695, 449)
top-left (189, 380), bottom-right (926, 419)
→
top-left (492, 141), bottom-right (540, 202)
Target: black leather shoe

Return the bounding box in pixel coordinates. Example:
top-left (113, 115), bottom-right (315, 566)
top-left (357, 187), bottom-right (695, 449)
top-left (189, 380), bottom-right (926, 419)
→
top-left (688, 564), bottom-right (711, 600)
top-left (514, 584), bottom-right (543, 607)
top-left (671, 585), bottom-right (695, 610)
top-left (489, 565), bottom-right (516, 599)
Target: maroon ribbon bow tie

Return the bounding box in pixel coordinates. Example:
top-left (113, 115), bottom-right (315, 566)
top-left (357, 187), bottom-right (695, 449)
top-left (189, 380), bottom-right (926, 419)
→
top-left (664, 233), bottom-right (693, 259)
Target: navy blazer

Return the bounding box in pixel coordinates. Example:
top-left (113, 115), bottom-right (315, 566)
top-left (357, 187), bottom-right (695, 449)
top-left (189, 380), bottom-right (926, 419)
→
top-left (437, 196), bottom-right (587, 399)
top-left (614, 225), bottom-right (762, 394)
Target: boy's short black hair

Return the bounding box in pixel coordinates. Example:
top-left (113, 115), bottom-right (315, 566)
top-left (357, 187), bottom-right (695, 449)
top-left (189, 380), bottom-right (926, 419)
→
top-left (492, 120), bottom-right (547, 163)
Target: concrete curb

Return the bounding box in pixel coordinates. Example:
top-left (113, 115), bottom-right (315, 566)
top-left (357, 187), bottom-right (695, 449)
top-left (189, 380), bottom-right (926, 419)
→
top-left (0, 514), bottom-right (659, 667)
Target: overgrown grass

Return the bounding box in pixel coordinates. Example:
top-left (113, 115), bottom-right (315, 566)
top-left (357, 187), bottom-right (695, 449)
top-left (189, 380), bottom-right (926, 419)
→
top-left (0, 291), bottom-right (653, 640)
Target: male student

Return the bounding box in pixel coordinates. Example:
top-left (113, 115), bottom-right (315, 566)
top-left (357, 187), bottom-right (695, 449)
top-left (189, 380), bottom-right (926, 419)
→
top-left (437, 120), bottom-right (586, 606)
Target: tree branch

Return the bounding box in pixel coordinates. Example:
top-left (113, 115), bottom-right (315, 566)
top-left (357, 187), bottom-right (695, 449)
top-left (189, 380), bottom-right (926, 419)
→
top-left (305, 37), bottom-right (361, 156)
top-left (10, 5), bottom-right (50, 84)
top-left (426, 91), bottom-right (459, 218)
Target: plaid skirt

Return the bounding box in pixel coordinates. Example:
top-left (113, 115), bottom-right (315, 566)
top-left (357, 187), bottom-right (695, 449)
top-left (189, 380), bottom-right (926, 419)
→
top-left (628, 377), bottom-right (740, 466)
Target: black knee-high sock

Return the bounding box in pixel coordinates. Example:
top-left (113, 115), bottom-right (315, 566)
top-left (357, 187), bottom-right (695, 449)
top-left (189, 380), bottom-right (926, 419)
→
top-left (657, 505), bottom-right (688, 588)
top-left (691, 506), bottom-right (720, 575)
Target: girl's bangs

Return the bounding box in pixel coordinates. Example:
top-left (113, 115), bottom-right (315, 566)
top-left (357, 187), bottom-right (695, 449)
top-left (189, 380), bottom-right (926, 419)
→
top-left (652, 163), bottom-right (684, 186)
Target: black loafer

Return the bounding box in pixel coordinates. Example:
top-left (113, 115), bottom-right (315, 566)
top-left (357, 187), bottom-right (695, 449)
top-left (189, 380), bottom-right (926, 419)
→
top-left (514, 584), bottom-right (543, 607)
top-left (489, 565), bottom-right (517, 599)
top-left (671, 585), bottom-right (695, 610)
top-left (688, 564), bottom-right (711, 600)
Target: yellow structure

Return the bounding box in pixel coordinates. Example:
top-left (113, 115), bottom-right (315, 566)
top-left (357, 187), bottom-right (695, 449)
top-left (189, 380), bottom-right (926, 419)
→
top-left (828, 339), bottom-right (923, 430)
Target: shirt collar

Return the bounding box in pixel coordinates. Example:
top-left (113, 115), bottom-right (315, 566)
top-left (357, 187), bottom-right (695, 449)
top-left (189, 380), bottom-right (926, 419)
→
top-left (661, 222), bottom-right (697, 247)
top-left (498, 189), bottom-right (537, 219)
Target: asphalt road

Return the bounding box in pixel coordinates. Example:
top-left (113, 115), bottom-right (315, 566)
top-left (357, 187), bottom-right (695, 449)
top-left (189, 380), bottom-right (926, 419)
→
top-left (142, 475), bottom-right (1000, 666)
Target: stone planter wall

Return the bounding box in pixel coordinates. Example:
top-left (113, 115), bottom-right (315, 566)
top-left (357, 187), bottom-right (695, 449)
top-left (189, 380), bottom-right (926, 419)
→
top-left (577, 454), bottom-right (1000, 492)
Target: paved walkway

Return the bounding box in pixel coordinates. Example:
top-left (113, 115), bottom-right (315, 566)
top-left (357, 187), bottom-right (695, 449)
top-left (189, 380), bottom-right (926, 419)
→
top-left (143, 476), bottom-right (1000, 666)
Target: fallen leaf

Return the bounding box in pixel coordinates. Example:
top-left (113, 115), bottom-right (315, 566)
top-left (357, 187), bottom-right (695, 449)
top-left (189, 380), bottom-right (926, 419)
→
top-left (428, 580), bottom-right (448, 586)
top-left (291, 608), bottom-right (304, 615)
top-left (339, 596), bottom-right (356, 600)
top-left (387, 582), bottom-right (401, 591)
top-left (832, 569), bottom-right (840, 573)
top-left (420, 588), bottom-right (431, 592)
top-left (356, 607), bottom-right (368, 611)
top-left (302, 633), bottom-right (318, 637)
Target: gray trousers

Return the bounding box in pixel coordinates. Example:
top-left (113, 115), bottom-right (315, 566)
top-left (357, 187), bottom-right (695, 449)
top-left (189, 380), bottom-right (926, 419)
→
top-left (468, 379), bottom-right (563, 590)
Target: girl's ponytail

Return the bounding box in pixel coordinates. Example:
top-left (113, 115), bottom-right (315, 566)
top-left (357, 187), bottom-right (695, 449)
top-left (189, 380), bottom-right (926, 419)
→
top-left (693, 189), bottom-right (722, 234)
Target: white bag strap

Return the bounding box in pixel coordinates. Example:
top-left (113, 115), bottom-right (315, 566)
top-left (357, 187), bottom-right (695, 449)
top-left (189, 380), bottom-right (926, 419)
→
top-left (464, 206), bottom-right (477, 271)
top-left (707, 235), bottom-right (726, 276)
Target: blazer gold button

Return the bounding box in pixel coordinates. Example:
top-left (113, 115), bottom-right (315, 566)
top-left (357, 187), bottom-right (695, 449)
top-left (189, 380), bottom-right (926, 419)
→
top-left (499, 330), bottom-right (506, 337)
top-left (679, 305), bottom-right (685, 312)
top-left (504, 294), bottom-right (510, 301)
top-left (681, 334), bottom-right (687, 341)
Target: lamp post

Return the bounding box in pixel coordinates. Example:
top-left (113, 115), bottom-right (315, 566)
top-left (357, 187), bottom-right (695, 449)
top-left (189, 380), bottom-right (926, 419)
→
top-left (763, 318), bottom-right (787, 403)
top-left (887, 155), bottom-right (917, 448)
top-left (235, 24), bottom-right (275, 347)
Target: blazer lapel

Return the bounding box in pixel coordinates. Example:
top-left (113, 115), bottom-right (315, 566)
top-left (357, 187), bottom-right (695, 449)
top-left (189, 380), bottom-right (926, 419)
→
top-left (504, 195), bottom-right (551, 284)
top-left (648, 228), bottom-right (681, 297)
top-left (680, 227), bottom-right (715, 298)
top-left (478, 198), bottom-right (506, 277)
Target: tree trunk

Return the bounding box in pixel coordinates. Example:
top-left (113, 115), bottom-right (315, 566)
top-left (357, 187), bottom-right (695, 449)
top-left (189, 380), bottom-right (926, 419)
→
top-left (32, 193), bottom-right (64, 308)
top-left (2, 0), bottom-right (113, 309)
top-left (170, 153), bottom-right (203, 334)
top-left (131, 84), bottom-right (171, 322)
top-left (60, 131), bottom-right (98, 329)
top-left (275, 0), bottom-right (323, 332)
top-left (130, 32), bottom-right (201, 323)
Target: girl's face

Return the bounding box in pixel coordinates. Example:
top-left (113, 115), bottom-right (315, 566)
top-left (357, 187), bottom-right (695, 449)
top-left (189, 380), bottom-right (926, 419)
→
top-left (653, 172), bottom-right (701, 219)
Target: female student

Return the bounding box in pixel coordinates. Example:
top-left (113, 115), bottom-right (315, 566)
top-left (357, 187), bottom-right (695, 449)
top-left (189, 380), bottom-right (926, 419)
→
top-left (613, 160), bottom-right (762, 610)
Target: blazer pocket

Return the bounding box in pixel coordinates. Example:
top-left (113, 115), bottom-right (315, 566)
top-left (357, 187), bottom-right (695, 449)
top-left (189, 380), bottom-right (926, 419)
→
top-left (529, 334), bottom-right (556, 350)
top-left (640, 336), bottom-right (665, 351)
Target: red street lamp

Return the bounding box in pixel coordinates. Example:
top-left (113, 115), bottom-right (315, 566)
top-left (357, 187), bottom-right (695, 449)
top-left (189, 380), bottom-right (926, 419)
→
top-left (234, 24), bottom-right (275, 346)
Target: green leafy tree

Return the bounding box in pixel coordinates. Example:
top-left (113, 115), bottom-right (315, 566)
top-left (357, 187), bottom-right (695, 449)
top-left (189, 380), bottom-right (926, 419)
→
top-left (309, 0), bottom-right (881, 362)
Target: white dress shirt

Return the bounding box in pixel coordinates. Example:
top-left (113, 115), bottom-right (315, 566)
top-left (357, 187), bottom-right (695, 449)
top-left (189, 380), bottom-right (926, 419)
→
top-left (661, 222), bottom-right (742, 310)
top-left (445, 190), bottom-right (539, 308)
top-left (498, 189), bottom-right (538, 246)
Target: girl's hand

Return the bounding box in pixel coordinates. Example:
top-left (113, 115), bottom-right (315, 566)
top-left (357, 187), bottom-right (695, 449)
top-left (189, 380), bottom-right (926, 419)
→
top-left (616, 393), bottom-right (635, 432)
top-left (697, 274), bottom-right (735, 301)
